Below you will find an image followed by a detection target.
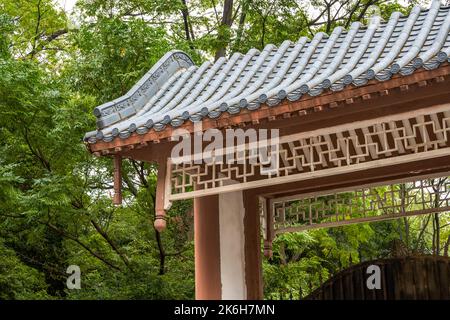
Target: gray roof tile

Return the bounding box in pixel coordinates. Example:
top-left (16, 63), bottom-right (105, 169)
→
top-left (85, 0), bottom-right (450, 144)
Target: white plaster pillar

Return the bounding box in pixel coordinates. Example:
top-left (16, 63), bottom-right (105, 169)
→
top-left (218, 190), bottom-right (247, 300)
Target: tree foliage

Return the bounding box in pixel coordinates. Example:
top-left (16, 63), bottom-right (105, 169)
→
top-left (0, 0), bottom-right (448, 300)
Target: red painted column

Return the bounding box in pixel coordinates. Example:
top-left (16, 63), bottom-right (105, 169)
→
top-left (243, 191), bottom-right (264, 299)
top-left (194, 191), bottom-right (263, 300)
top-left (194, 195), bottom-right (222, 300)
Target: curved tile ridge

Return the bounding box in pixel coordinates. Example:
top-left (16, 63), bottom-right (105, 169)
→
top-left (232, 37), bottom-right (309, 110)
top-left (283, 25), bottom-right (344, 101)
top-left (323, 16), bottom-right (381, 92)
top-left (86, 0), bottom-right (450, 145)
top-left (136, 68), bottom-right (186, 116)
top-left (178, 45), bottom-right (274, 121)
top-left (93, 50), bottom-right (194, 129)
top-left (369, 5), bottom-right (423, 81)
top-left (308, 20), bottom-right (367, 94)
top-left (184, 46), bottom-right (274, 121)
top-left (179, 53), bottom-right (249, 106)
top-left (167, 51), bottom-right (251, 114)
top-left (419, 9), bottom-right (450, 70)
top-left (349, 11), bottom-right (402, 87)
top-left (210, 41), bottom-right (292, 115)
top-left (95, 51), bottom-right (250, 139)
top-left (149, 45), bottom-right (276, 126)
top-left (392, 0), bottom-right (441, 75)
top-left (146, 65), bottom-right (200, 115)
top-left (260, 32), bottom-right (325, 106)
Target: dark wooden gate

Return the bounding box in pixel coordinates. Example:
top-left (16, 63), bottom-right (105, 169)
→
top-left (306, 256), bottom-right (450, 300)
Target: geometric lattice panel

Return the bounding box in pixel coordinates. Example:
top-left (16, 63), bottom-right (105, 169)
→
top-left (271, 177), bottom-right (450, 234)
top-left (168, 105), bottom-right (450, 201)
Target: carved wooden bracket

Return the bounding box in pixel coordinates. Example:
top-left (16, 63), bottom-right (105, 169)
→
top-left (113, 154), bottom-right (122, 205)
top-left (154, 157), bottom-right (172, 232)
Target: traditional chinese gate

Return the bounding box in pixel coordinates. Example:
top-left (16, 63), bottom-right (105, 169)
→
top-left (85, 1), bottom-right (450, 300)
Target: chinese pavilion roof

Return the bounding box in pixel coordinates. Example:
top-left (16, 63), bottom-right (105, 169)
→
top-left (85, 0), bottom-right (450, 145)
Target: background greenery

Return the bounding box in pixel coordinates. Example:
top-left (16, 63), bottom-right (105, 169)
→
top-left (0, 0), bottom-right (448, 300)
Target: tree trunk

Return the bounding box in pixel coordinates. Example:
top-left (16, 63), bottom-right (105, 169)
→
top-left (434, 212), bottom-right (440, 255)
top-left (444, 235), bottom-right (450, 257)
top-left (232, 0), bottom-right (248, 52)
top-left (431, 179), bottom-right (444, 255)
top-left (215, 0), bottom-right (234, 61)
top-left (155, 229), bottom-right (166, 275)
top-left (400, 184), bottom-right (410, 248)
top-left (180, 0), bottom-right (195, 49)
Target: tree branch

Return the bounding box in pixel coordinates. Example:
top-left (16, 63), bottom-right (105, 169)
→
top-left (90, 219), bottom-right (134, 271)
top-left (45, 222), bottom-right (122, 272)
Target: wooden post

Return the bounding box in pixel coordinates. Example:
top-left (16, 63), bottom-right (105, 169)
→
top-left (195, 190), bottom-right (262, 300)
top-left (194, 195), bottom-right (222, 299)
top-left (264, 198), bottom-right (274, 258)
top-left (243, 190), bottom-right (264, 299)
top-left (113, 154), bottom-right (122, 205)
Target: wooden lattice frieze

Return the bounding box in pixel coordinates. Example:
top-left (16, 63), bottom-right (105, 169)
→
top-left (167, 104), bottom-right (450, 201)
top-left (270, 177), bottom-right (450, 234)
